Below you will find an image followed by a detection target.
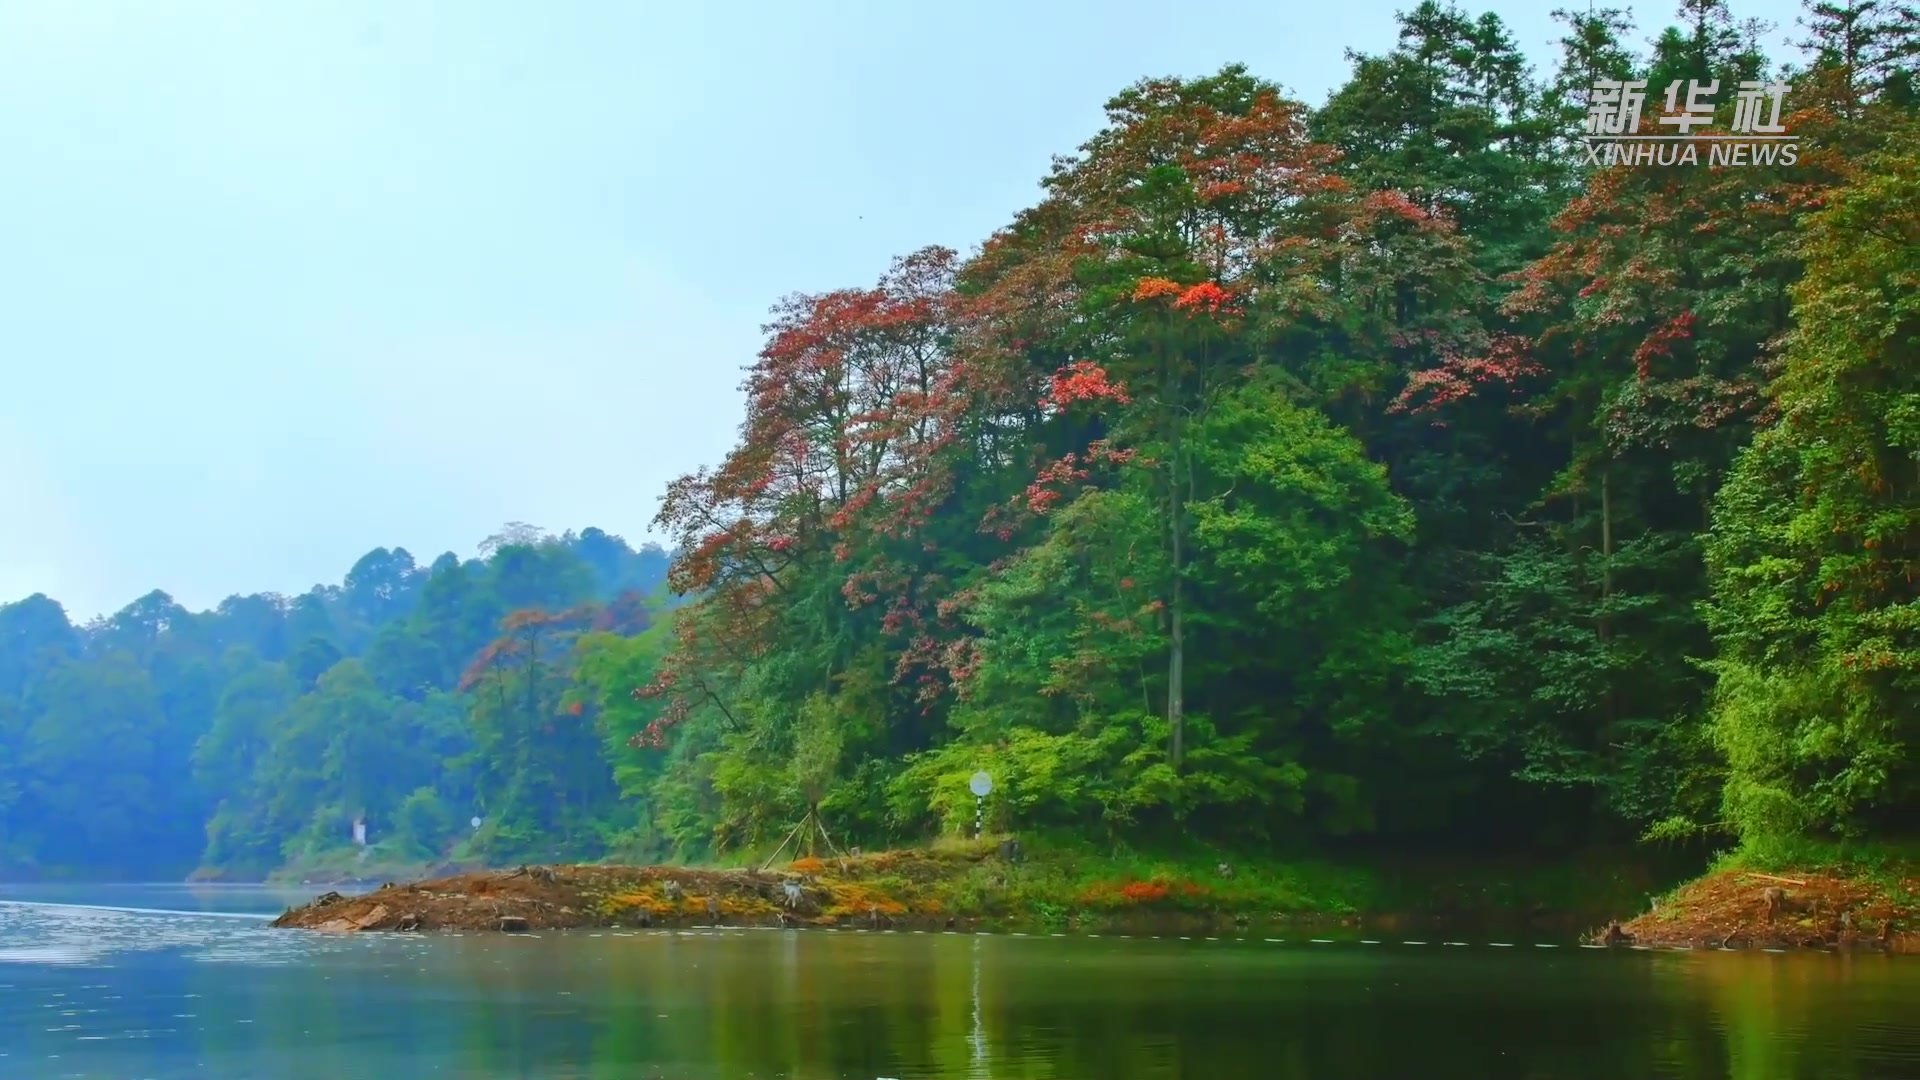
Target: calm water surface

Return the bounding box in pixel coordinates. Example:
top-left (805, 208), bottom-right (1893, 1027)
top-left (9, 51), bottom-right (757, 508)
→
top-left (1, 884), bottom-right (1916, 1080)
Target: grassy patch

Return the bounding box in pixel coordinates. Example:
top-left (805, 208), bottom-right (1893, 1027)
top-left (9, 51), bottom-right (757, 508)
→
top-left (260, 843), bottom-right (445, 885)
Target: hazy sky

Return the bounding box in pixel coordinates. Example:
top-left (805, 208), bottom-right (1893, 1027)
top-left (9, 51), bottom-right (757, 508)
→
top-left (0, 1), bottom-right (1808, 621)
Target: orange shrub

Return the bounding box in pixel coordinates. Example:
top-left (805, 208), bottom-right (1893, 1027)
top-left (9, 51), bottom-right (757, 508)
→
top-left (1078, 878), bottom-right (1188, 908)
top-left (1121, 880), bottom-right (1171, 903)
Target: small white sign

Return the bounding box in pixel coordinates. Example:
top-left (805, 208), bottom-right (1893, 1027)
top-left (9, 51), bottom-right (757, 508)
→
top-left (471, 816), bottom-right (483, 831)
top-left (968, 771), bottom-right (993, 798)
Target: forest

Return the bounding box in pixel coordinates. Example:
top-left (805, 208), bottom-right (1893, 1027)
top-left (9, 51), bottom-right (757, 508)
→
top-left (2, 0), bottom-right (1915, 883)
top-left (0, 526), bottom-right (672, 878)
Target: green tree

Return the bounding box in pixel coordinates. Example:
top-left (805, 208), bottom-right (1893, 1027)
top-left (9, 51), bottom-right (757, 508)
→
top-left (1703, 140), bottom-right (1920, 840)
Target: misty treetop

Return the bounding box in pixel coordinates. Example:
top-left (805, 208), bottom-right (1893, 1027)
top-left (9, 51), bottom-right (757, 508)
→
top-left (2, 0), bottom-right (1915, 882)
top-left (0, 525), bottom-right (669, 877)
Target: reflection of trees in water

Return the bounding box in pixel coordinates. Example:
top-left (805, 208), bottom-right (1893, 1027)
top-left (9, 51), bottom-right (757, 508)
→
top-left (136, 934), bottom-right (1920, 1079)
top-left (1694, 953), bottom-right (1902, 1080)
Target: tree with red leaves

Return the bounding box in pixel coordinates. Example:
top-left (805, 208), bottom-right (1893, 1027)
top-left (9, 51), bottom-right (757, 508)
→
top-left (970, 64), bottom-right (1463, 773)
top-left (635, 246), bottom-right (1007, 844)
top-left (616, 26), bottom-right (1920, 861)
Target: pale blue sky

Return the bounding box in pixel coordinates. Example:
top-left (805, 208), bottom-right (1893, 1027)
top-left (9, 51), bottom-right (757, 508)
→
top-left (0, 1), bottom-right (1807, 621)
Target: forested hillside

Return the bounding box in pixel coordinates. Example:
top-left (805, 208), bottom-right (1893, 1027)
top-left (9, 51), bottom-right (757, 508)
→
top-left (633, 0), bottom-right (1917, 861)
top-left (0, 525), bottom-right (670, 879)
top-left (3, 0), bottom-right (1915, 884)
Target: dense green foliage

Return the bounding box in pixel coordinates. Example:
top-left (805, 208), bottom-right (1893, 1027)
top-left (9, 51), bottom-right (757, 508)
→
top-left (2, 0), bottom-right (1914, 881)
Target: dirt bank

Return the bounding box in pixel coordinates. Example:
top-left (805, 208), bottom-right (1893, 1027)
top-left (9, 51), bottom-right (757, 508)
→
top-left (269, 840), bottom-right (1678, 937)
top-left (272, 846), bottom-right (1008, 933)
top-left (1597, 867), bottom-right (1919, 952)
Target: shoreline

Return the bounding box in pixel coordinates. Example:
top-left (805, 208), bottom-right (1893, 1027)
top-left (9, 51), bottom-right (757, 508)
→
top-left (264, 841), bottom-right (1639, 940)
top-left (1601, 863), bottom-right (1919, 954)
top-left (266, 841), bottom-right (1919, 952)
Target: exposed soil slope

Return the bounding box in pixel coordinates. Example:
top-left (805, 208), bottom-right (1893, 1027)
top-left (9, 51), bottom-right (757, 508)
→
top-left (1601, 867), bottom-right (1918, 952)
top-left (268, 840), bottom-right (1695, 938)
top-left (272, 847), bottom-right (996, 933)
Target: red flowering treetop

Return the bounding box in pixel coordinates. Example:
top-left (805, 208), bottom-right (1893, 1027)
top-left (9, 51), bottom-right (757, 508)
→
top-left (457, 606), bottom-right (595, 693)
top-left (1170, 281), bottom-right (1238, 317)
top-left (1131, 277), bottom-right (1183, 302)
top-left (639, 246), bottom-right (1007, 743)
top-left (1390, 333), bottom-right (1544, 419)
top-left (1045, 359), bottom-right (1131, 413)
top-left (1046, 70), bottom-right (1350, 313)
top-left (1499, 137), bottom-right (1838, 461)
top-left (657, 247), bottom-right (963, 596)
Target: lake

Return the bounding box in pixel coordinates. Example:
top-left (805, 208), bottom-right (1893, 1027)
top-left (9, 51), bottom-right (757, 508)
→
top-left (1, 884), bottom-right (1916, 1079)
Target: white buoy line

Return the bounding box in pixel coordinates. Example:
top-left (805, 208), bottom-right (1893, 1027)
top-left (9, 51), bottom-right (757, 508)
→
top-left (182, 911), bottom-right (1752, 953)
top-left (579, 925), bottom-right (1696, 950)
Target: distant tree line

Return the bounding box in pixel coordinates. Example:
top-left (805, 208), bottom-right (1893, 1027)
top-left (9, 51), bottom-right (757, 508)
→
top-left (0, 525), bottom-right (671, 878)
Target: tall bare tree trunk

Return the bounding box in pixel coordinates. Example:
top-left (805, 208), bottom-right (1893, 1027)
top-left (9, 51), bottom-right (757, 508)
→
top-left (1600, 466), bottom-right (1614, 634)
top-left (1168, 430), bottom-right (1186, 771)
top-left (1600, 466), bottom-right (1617, 748)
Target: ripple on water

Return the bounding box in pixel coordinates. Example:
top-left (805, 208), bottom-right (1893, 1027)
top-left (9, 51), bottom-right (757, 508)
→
top-left (0, 947), bottom-right (95, 966)
top-left (0, 901), bottom-right (320, 969)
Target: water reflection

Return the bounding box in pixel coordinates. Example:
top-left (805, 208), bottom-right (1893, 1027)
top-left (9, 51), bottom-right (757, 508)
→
top-left (970, 935), bottom-right (987, 1079)
top-left (0, 895), bottom-right (1915, 1079)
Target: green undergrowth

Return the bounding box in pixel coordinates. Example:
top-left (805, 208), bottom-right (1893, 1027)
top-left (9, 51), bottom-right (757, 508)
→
top-left (663, 833), bottom-right (1687, 926)
top-left (257, 842), bottom-right (459, 886)
top-left (1705, 836), bottom-right (1920, 899)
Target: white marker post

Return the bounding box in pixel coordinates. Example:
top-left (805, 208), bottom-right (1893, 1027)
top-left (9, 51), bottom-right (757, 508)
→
top-left (969, 771), bottom-right (993, 840)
